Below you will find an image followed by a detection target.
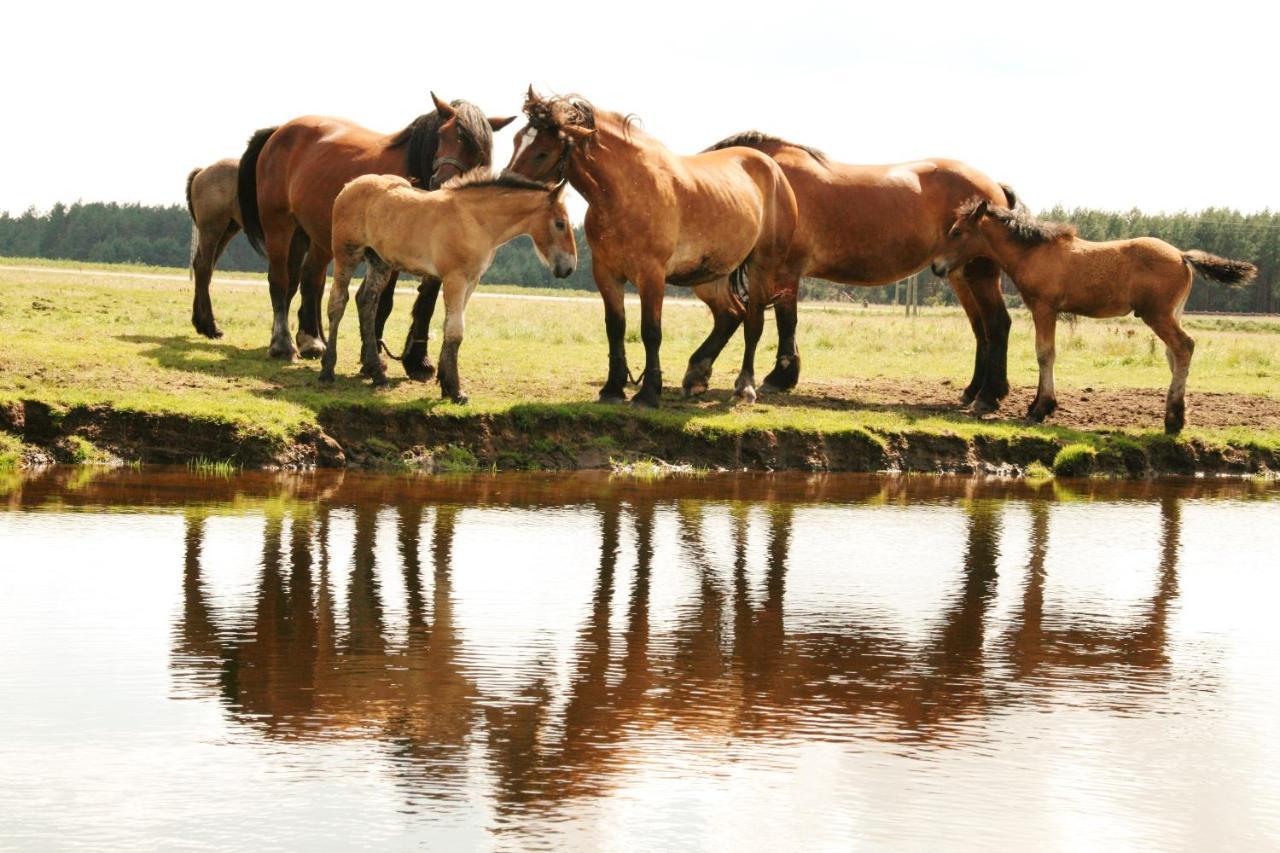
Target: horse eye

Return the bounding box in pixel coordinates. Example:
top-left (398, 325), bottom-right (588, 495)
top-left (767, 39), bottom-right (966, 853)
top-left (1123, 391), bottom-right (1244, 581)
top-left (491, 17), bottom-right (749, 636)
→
top-left (554, 220), bottom-right (567, 231)
top-left (534, 151), bottom-right (548, 161)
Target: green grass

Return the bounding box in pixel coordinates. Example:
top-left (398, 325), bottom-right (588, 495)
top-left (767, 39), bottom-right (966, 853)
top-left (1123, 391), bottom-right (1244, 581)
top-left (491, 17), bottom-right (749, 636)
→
top-left (187, 457), bottom-right (239, 477)
top-left (0, 431), bottom-right (24, 470)
top-left (2, 259), bottom-right (1278, 461)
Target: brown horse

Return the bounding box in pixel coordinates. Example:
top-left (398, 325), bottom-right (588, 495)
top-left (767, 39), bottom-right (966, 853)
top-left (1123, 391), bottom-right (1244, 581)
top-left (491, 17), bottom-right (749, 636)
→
top-left (238, 94), bottom-right (515, 368)
top-left (323, 172), bottom-right (577, 402)
top-left (687, 132), bottom-right (1020, 412)
top-left (506, 89), bottom-right (797, 407)
top-left (932, 199), bottom-right (1258, 433)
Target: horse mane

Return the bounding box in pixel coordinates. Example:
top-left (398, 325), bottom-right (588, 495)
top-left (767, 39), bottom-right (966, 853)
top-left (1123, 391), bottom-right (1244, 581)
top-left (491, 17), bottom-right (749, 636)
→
top-left (388, 99), bottom-right (495, 185)
top-left (524, 92), bottom-right (642, 140)
top-left (960, 198), bottom-right (1076, 246)
top-left (441, 169), bottom-right (554, 193)
top-left (702, 130), bottom-right (829, 165)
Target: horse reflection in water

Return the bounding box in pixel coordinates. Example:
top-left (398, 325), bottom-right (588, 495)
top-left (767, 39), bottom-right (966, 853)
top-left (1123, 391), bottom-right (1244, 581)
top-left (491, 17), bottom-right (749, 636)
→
top-left (171, 488), bottom-right (1185, 814)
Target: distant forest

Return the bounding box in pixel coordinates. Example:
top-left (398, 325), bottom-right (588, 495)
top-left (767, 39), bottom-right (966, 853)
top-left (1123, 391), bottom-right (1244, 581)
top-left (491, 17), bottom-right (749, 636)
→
top-left (1, 201), bottom-right (1277, 313)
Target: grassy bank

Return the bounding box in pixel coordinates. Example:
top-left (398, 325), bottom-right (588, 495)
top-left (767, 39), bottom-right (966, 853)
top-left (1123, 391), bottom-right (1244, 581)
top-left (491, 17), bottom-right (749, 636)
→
top-left (2, 259), bottom-right (1278, 476)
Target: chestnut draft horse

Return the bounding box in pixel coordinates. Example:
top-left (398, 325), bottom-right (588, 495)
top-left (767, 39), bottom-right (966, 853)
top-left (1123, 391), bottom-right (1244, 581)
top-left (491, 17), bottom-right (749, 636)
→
top-left (690, 132), bottom-right (1021, 413)
top-left (932, 200), bottom-right (1257, 433)
top-left (238, 94), bottom-right (515, 367)
top-left (322, 172), bottom-right (577, 402)
top-left (506, 89), bottom-right (797, 406)
top-left (185, 158), bottom-right (246, 339)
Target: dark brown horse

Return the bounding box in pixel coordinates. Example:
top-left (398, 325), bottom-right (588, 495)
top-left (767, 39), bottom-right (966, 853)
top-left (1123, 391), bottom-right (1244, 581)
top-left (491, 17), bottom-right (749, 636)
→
top-left (687, 132), bottom-right (1020, 413)
top-left (238, 94), bottom-right (515, 369)
top-left (506, 90), bottom-right (797, 406)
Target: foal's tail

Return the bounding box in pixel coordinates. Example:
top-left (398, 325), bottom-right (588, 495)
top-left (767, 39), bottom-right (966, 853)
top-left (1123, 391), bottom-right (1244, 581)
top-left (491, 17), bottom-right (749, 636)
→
top-left (1183, 250), bottom-right (1258, 287)
top-left (237, 126), bottom-right (278, 257)
top-left (185, 167), bottom-right (200, 279)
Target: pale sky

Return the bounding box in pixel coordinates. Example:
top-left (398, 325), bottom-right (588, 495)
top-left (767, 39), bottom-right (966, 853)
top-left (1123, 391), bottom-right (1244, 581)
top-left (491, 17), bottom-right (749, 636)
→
top-left (3, 0), bottom-right (1276, 217)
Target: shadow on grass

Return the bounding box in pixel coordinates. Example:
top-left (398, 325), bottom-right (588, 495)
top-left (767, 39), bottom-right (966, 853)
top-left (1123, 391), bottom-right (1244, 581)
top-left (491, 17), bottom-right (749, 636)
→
top-left (116, 332), bottom-right (1101, 442)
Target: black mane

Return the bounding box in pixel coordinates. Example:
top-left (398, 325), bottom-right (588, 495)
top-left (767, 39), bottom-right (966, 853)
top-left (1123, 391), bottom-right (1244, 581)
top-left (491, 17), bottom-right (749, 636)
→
top-left (525, 93), bottom-right (597, 132)
top-left (703, 130), bottom-right (828, 164)
top-left (958, 199), bottom-right (1076, 246)
top-left (388, 99), bottom-right (495, 185)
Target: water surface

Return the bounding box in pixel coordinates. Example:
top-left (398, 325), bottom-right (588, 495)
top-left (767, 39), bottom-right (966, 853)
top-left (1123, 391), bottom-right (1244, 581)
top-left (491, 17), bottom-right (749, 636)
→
top-left (2, 470), bottom-right (1278, 850)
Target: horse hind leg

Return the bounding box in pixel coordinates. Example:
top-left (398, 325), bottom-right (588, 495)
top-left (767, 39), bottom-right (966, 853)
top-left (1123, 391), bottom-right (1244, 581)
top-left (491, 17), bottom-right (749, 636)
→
top-left (295, 243), bottom-right (331, 359)
top-left (683, 278), bottom-right (743, 396)
top-left (319, 248), bottom-right (360, 384)
top-left (1146, 312), bottom-right (1195, 434)
top-left (734, 294), bottom-right (767, 405)
top-left (191, 221), bottom-right (232, 339)
top-left (355, 253), bottom-right (395, 386)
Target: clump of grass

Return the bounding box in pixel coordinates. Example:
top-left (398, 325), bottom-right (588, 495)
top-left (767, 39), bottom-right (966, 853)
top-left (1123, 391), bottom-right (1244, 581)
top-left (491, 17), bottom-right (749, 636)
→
top-left (0, 431), bottom-right (24, 470)
top-left (62, 435), bottom-right (115, 465)
top-left (1052, 443), bottom-right (1098, 477)
top-left (433, 444), bottom-right (480, 473)
top-left (188, 457), bottom-right (238, 477)
top-left (1024, 460), bottom-right (1054, 481)
top-left (610, 457), bottom-right (703, 479)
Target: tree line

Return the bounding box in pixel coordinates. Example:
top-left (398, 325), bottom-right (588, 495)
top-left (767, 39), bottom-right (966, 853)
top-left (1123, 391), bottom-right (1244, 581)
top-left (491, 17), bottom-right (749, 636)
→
top-left (2, 201), bottom-right (1277, 313)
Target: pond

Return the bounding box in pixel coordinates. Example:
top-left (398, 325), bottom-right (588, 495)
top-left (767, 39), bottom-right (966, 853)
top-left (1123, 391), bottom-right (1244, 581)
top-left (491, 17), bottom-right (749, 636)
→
top-left (1, 469), bottom-right (1277, 850)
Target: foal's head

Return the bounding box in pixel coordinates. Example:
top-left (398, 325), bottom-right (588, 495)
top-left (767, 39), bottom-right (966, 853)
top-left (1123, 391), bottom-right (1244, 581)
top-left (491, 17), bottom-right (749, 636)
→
top-left (428, 92), bottom-right (517, 189)
top-left (506, 87), bottom-right (597, 183)
top-left (931, 199), bottom-right (993, 277)
top-left (526, 180), bottom-right (578, 279)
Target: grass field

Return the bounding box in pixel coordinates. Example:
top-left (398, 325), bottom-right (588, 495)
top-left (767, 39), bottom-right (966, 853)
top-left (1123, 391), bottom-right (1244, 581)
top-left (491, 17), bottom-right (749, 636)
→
top-left (1, 258), bottom-right (1278, 470)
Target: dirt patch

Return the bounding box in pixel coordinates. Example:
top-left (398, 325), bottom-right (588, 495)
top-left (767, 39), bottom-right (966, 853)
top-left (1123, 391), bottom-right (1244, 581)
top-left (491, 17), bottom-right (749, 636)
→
top-left (780, 378), bottom-right (1280, 432)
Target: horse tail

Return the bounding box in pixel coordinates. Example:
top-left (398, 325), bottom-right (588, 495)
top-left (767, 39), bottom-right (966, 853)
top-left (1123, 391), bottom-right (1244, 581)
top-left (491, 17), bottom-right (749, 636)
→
top-left (237, 126), bottom-right (277, 257)
top-left (1183, 250), bottom-right (1257, 287)
top-left (729, 258), bottom-right (751, 305)
top-left (184, 167), bottom-right (200, 220)
top-left (999, 183), bottom-right (1025, 213)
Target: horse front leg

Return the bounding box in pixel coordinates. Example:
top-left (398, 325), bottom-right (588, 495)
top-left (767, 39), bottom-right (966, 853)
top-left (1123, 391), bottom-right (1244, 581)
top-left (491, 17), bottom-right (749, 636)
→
top-left (402, 276), bottom-right (441, 381)
top-left (593, 264), bottom-right (630, 404)
top-left (963, 256), bottom-right (1012, 413)
top-left (684, 278), bottom-right (743, 396)
top-left (437, 274), bottom-right (474, 404)
top-left (296, 246), bottom-right (331, 359)
top-left (761, 279), bottom-right (802, 393)
top-left (1026, 302), bottom-right (1058, 422)
top-left (948, 269), bottom-right (987, 406)
top-left (632, 269), bottom-right (666, 409)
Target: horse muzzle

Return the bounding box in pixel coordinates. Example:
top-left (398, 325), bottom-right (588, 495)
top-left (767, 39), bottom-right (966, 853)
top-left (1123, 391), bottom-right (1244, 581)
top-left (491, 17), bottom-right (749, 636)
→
top-left (553, 256), bottom-right (577, 279)
top-left (930, 260), bottom-right (950, 277)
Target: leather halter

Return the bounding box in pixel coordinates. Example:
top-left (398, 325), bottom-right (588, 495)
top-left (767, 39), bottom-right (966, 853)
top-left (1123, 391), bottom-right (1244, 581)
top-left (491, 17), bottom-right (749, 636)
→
top-left (430, 155), bottom-right (470, 183)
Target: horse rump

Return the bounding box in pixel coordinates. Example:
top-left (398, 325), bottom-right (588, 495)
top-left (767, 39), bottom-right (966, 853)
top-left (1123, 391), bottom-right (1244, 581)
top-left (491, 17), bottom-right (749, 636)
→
top-left (1183, 250), bottom-right (1257, 287)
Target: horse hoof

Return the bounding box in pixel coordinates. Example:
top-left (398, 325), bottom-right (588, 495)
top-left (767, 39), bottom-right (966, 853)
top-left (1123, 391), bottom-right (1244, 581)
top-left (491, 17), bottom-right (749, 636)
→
top-left (298, 345), bottom-right (325, 360)
top-left (598, 389), bottom-right (627, 404)
top-left (683, 382), bottom-right (708, 398)
top-left (959, 388), bottom-right (978, 407)
top-left (269, 345), bottom-right (298, 361)
top-left (448, 394), bottom-right (469, 405)
top-left (369, 373), bottom-right (389, 388)
top-left (405, 364), bottom-right (436, 382)
top-left (759, 381), bottom-right (785, 395)
top-left (971, 397), bottom-right (999, 416)
top-left (735, 386), bottom-right (758, 405)
top-left (630, 388), bottom-right (660, 409)
top-left (318, 371), bottom-right (335, 385)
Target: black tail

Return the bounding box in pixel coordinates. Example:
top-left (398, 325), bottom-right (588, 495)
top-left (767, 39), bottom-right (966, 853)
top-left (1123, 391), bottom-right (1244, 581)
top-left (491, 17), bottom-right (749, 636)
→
top-left (1183, 250), bottom-right (1257, 287)
top-left (1000, 183), bottom-right (1025, 213)
top-left (237, 126), bottom-right (277, 257)
top-left (184, 167), bottom-right (200, 221)
top-left (729, 257), bottom-right (751, 304)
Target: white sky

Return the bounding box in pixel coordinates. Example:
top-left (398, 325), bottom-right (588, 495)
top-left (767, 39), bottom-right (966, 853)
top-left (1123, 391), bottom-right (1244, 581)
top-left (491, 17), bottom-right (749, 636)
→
top-left (2, 0), bottom-right (1276, 217)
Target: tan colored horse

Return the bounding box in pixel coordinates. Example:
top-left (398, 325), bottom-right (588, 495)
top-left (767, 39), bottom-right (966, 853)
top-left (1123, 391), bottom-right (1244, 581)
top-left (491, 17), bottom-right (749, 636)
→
top-left (932, 200), bottom-right (1258, 433)
top-left (688, 133), bottom-right (1019, 412)
top-left (321, 172), bottom-right (577, 402)
top-left (506, 89), bottom-right (798, 407)
top-left (185, 159), bottom-right (247, 339)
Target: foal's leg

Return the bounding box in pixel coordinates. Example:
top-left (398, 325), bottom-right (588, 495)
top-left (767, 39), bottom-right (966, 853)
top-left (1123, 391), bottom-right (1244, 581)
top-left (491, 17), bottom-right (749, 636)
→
top-left (437, 273), bottom-right (473, 404)
top-left (683, 278), bottom-right (743, 396)
top-left (354, 259), bottom-right (395, 386)
top-left (1146, 312), bottom-right (1196, 434)
top-left (318, 252), bottom-right (358, 384)
top-left (295, 246), bottom-right (331, 358)
top-left (761, 279), bottom-right (802, 393)
top-left (1026, 301), bottom-right (1059, 422)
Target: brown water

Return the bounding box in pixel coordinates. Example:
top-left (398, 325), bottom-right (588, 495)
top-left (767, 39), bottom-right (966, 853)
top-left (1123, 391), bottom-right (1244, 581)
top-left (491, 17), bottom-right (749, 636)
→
top-left (1, 469), bottom-right (1278, 851)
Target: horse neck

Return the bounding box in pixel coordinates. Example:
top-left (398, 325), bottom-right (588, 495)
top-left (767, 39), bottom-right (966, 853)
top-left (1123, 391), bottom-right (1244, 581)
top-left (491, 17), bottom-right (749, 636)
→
top-left (979, 219), bottom-right (1043, 283)
top-left (567, 122), bottom-right (655, 208)
top-left (464, 191), bottom-right (548, 248)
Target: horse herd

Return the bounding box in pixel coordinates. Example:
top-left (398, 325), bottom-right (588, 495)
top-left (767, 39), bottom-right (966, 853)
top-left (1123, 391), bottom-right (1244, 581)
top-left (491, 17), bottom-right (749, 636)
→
top-left (186, 88), bottom-right (1257, 433)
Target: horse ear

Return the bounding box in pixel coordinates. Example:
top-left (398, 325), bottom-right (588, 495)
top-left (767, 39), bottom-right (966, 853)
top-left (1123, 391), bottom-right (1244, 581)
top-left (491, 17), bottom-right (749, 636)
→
top-left (550, 179), bottom-right (569, 202)
top-left (488, 115), bottom-right (517, 131)
top-left (431, 91), bottom-right (456, 119)
top-left (525, 85), bottom-right (539, 104)
top-left (968, 199), bottom-right (988, 221)
top-left (560, 125), bottom-right (595, 142)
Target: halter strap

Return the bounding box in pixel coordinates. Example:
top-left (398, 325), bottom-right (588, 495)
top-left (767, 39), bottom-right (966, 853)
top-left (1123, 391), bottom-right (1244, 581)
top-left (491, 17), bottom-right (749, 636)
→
top-left (431, 155), bottom-right (470, 182)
